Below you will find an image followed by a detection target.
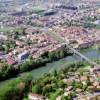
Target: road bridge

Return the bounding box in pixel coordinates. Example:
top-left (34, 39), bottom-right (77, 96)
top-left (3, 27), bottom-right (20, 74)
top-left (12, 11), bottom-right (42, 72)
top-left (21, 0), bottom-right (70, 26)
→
top-left (67, 44), bottom-right (100, 67)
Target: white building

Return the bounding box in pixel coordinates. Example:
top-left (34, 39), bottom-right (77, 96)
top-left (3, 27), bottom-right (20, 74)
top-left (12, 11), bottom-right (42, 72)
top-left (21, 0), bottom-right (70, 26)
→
top-left (28, 93), bottom-right (46, 100)
top-left (18, 51), bottom-right (29, 61)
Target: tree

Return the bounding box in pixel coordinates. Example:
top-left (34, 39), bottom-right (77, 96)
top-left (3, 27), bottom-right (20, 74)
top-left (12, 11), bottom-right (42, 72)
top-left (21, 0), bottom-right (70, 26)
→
top-left (32, 84), bottom-right (42, 94)
top-left (0, 64), bottom-right (18, 80)
top-left (42, 87), bottom-right (47, 96)
top-left (58, 80), bottom-right (66, 88)
top-left (61, 95), bottom-right (67, 100)
top-left (48, 52), bottom-right (56, 61)
top-left (19, 61), bottom-right (29, 72)
top-left (54, 70), bottom-right (57, 77)
top-left (0, 78), bottom-right (22, 100)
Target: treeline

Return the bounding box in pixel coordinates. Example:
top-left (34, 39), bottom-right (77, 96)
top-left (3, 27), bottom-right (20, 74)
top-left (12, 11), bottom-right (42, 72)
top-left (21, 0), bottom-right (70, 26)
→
top-left (0, 47), bottom-right (71, 81)
top-left (0, 64), bottom-right (18, 81)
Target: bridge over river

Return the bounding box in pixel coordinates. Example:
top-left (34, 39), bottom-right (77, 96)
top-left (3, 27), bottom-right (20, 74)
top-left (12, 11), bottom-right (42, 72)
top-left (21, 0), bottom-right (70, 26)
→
top-left (46, 28), bottom-right (100, 67)
top-left (45, 28), bottom-right (100, 80)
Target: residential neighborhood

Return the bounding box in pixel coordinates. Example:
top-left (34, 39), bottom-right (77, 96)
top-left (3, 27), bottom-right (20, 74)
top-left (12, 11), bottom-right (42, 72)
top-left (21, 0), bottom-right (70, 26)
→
top-left (0, 0), bottom-right (100, 100)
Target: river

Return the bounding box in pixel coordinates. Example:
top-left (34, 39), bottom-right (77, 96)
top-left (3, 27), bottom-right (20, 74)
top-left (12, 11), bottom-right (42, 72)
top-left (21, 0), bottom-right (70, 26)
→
top-left (0, 48), bottom-right (100, 86)
top-left (29, 48), bottom-right (100, 79)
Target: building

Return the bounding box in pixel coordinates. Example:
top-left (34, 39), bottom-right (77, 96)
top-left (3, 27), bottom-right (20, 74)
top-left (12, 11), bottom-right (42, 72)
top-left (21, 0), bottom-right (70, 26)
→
top-left (28, 93), bottom-right (46, 100)
top-left (6, 56), bottom-right (17, 65)
top-left (18, 51), bottom-right (29, 61)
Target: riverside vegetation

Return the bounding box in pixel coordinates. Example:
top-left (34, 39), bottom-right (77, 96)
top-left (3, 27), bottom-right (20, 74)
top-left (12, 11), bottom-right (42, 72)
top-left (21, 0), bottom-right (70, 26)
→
top-left (0, 60), bottom-right (100, 100)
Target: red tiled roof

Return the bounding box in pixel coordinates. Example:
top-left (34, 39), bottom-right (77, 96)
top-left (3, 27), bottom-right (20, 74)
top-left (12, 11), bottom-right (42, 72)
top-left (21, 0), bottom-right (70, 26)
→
top-left (6, 57), bottom-right (17, 65)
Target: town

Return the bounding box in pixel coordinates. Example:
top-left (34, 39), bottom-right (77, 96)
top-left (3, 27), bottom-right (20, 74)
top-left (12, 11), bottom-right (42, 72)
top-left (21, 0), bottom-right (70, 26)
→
top-left (0, 0), bottom-right (100, 100)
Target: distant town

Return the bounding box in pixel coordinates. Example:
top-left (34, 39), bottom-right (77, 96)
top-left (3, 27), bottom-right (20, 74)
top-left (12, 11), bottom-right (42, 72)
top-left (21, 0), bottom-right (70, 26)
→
top-left (0, 0), bottom-right (100, 100)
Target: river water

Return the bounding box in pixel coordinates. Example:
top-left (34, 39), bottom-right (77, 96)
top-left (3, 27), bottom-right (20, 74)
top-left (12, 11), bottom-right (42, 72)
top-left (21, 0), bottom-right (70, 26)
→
top-left (0, 48), bottom-right (100, 85)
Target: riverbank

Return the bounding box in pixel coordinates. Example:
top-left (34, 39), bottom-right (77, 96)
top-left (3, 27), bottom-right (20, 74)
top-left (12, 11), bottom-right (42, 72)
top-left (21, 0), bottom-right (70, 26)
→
top-left (0, 47), bottom-right (71, 81)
